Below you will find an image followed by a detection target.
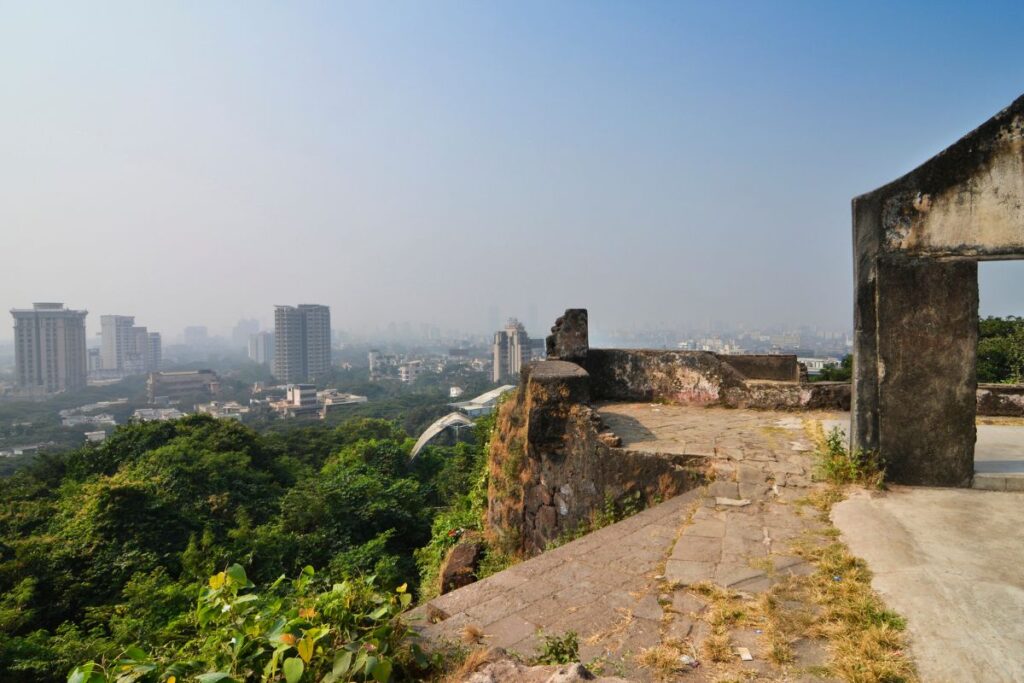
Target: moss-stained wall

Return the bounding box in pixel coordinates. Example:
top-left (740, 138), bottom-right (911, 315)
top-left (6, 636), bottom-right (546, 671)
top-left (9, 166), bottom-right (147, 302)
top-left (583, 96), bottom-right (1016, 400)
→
top-left (486, 361), bottom-right (707, 557)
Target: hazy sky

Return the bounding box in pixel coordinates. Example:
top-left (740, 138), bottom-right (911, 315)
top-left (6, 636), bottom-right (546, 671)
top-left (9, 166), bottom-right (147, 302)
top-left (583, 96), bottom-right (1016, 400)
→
top-left (3, 1), bottom-right (1024, 341)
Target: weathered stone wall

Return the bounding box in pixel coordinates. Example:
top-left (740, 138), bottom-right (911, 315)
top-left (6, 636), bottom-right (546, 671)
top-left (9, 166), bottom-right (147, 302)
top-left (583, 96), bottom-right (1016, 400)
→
top-left (545, 308), bottom-right (588, 363)
top-left (721, 381), bottom-right (851, 411)
top-left (977, 384), bottom-right (1024, 417)
top-left (722, 354), bottom-right (801, 382)
top-left (486, 360), bottom-right (708, 556)
top-left (585, 348), bottom-right (748, 404)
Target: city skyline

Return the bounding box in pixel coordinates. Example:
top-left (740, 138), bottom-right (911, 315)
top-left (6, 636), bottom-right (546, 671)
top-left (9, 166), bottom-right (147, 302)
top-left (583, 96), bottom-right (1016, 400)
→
top-left (5, 3), bottom-right (1024, 340)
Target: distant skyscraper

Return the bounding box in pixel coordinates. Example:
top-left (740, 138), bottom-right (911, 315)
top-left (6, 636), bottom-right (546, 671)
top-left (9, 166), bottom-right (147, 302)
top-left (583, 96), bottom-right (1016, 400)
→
top-left (11, 302), bottom-right (88, 394)
top-left (148, 332), bottom-right (162, 371)
top-left (248, 331), bottom-right (274, 365)
top-left (273, 304), bottom-right (331, 383)
top-left (492, 318), bottom-right (532, 383)
top-left (100, 316), bottom-right (160, 374)
top-left (232, 318), bottom-right (260, 348)
top-left (100, 315), bottom-right (135, 372)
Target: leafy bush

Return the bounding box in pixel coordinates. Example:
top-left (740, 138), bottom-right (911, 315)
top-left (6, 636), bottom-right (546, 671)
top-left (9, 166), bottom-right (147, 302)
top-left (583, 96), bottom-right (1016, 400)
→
top-left (815, 427), bottom-right (883, 487)
top-left (532, 631), bottom-right (579, 665)
top-left (68, 565), bottom-right (434, 682)
top-left (815, 355), bottom-right (852, 382)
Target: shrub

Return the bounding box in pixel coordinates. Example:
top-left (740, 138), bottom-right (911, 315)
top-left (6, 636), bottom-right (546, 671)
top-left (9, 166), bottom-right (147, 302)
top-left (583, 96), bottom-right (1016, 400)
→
top-left (533, 630), bottom-right (579, 665)
top-left (815, 428), bottom-right (883, 487)
top-left (68, 565), bottom-right (435, 682)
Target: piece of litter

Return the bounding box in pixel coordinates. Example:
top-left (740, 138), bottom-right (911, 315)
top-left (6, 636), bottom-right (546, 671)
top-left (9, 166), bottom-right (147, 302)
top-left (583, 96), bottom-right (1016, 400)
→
top-left (754, 629), bottom-right (763, 634)
top-left (679, 654), bottom-right (699, 668)
top-left (715, 497), bottom-right (752, 507)
top-left (736, 647), bottom-right (754, 661)
top-left (833, 575), bottom-right (841, 582)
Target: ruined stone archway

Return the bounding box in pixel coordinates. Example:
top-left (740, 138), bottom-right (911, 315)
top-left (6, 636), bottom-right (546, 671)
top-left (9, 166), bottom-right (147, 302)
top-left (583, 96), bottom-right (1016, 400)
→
top-left (853, 94), bottom-right (1024, 486)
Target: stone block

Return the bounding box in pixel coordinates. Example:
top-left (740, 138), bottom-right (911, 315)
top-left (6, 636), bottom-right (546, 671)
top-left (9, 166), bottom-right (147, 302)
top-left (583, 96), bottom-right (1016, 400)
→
top-left (664, 559), bottom-right (715, 585)
top-left (672, 535), bottom-right (722, 563)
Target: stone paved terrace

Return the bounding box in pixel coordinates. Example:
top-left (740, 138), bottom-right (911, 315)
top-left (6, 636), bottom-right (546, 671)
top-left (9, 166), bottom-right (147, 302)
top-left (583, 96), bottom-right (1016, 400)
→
top-left (410, 404), bottom-right (845, 681)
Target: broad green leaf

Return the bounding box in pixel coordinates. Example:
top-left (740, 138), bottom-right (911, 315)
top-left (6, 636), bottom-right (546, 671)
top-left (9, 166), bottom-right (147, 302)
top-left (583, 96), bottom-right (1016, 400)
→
top-left (225, 564), bottom-right (248, 586)
top-left (372, 659), bottom-right (392, 683)
top-left (364, 656), bottom-right (379, 677)
top-left (123, 646), bottom-right (148, 662)
top-left (333, 650), bottom-right (353, 676)
top-left (68, 664), bottom-right (93, 683)
top-left (196, 674), bottom-right (236, 683)
top-left (283, 657), bottom-right (304, 683)
top-left (369, 605), bottom-right (389, 620)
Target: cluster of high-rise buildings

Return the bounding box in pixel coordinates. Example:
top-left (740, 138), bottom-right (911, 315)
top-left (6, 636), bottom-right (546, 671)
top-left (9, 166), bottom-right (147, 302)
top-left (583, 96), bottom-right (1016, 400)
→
top-left (10, 303), bottom-right (162, 395)
top-left (97, 315), bottom-right (162, 377)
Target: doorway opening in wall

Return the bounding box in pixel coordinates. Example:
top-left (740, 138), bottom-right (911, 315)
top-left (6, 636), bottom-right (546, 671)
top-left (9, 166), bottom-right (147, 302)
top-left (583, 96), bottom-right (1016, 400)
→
top-left (975, 261), bottom-right (1024, 484)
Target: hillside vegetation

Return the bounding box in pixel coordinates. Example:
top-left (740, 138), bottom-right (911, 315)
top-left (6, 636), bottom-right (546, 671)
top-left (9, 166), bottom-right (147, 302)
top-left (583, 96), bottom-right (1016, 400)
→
top-left (0, 414), bottom-right (492, 681)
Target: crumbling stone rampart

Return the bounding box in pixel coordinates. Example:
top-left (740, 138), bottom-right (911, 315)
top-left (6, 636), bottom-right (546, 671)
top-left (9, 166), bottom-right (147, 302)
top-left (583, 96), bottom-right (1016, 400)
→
top-left (486, 360), bottom-right (707, 556)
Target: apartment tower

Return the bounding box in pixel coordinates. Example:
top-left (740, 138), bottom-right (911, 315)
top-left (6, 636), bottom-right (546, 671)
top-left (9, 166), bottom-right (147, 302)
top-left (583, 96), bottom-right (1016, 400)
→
top-left (273, 304), bottom-right (331, 383)
top-left (11, 302), bottom-right (88, 394)
top-left (492, 318), bottom-right (532, 383)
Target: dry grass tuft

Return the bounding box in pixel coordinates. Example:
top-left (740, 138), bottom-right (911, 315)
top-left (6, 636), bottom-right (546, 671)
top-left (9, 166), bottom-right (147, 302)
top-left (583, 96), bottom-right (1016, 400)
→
top-left (441, 646), bottom-right (500, 683)
top-left (635, 639), bottom-right (691, 681)
top-left (702, 632), bottom-right (733, 662)
top-left (460, 623), bottom-right (486, 645)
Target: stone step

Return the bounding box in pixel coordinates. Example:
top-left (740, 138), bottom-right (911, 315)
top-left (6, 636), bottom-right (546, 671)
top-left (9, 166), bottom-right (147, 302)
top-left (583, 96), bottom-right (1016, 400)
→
top-left (972, 472), bottom-right (1024, 492)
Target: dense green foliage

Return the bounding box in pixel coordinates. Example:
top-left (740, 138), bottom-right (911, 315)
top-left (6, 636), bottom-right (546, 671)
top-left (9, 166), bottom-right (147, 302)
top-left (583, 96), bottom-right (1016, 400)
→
top-left (68, 565), bottom-right (432, 683)
top-left (0, 414), bottom-right (488, 682)
top-left (978, 315), bottom-right (1024, 383)
top-left (815, 355), bottom-right (852, 382)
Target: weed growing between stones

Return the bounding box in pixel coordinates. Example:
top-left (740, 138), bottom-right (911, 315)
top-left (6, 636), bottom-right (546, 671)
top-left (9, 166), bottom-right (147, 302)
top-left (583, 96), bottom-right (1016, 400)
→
top-left (547, 489), bottom-right (645, 548)
top-left (815, 426), bottom-right (884, 487)
top-left (532, 630), bottom-right (580, 665)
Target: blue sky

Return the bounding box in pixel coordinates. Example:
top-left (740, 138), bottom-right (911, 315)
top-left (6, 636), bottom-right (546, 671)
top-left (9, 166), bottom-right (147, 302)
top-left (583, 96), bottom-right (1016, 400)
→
top-left (2, 1), bottom-right (1024, 339)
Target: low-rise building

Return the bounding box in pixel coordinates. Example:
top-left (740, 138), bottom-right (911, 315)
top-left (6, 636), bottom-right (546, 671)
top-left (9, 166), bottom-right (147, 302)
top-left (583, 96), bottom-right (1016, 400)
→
top-left (318, 389), bottom-right (368, 418)
top-left (62, 413), bottom-right (117, 428)
top-left (147, 370), bottom-right (220, 403)
top-left (195, 401), bottom-right (250, 421)
top-left (270, 384), bottom-right (319, 418)
top-left (132, 408), bottom-right (184, 422)
top-left (398, 360), bottom-right (422, 383)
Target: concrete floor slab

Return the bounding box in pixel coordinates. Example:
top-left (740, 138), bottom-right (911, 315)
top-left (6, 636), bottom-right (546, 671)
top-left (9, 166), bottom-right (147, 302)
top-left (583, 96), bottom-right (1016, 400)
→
top-left (832, 487), bottom-right (1024, 683)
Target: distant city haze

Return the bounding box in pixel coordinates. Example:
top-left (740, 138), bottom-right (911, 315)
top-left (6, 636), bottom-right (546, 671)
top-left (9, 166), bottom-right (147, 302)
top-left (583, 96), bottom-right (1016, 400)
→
top-left (3, 1), bottom-right (1024, 341)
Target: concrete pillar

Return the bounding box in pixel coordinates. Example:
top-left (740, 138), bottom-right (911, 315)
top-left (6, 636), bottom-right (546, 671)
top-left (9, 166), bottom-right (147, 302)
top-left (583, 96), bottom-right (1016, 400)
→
top-left (858, 257), bottom-right (978, 486)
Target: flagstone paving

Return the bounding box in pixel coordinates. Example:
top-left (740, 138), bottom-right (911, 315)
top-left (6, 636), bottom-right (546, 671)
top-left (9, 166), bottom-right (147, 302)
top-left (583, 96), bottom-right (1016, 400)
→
top-left (410, 404), bottom-right (845, 681)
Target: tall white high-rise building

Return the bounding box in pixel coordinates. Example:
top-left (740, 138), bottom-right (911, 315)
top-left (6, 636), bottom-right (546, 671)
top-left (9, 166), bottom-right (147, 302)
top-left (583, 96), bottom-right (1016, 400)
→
top-left (101, 316), bottom-right (160, 374)
top-left (100, 315), bottom-right (135, 372)
top-left (148, 332), bottom-right (162, 371)
top-left (492, 318), bottom-right (532, 383)
top-left (11, 303), bottom-right (88, 394)
top-left (248, 331), bottom-right (274, 365)
top-left (273, 304), bottom-right (331, 383)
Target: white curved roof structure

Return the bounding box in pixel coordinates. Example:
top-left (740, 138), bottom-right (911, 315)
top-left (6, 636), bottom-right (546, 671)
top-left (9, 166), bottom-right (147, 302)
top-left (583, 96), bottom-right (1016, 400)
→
top-left (410, 412), bottom-right (475, 459)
